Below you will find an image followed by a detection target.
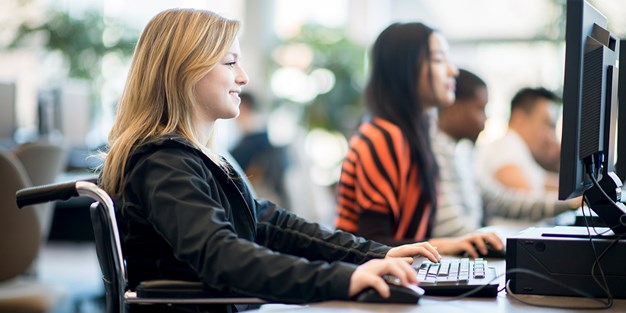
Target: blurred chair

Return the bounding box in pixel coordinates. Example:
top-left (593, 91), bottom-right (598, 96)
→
top-left (0, 150), bottom-right (65, 313)
top-left (14, 141), bottom-right (68, 240)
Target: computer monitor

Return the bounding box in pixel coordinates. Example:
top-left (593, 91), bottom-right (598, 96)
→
top-left (559, 0), bottom-right (626, 234)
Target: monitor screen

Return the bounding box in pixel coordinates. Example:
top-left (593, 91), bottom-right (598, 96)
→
top-left (559, 0), bottom-right (626, 233)
top-left (559, 0), bottom-right (618, 199)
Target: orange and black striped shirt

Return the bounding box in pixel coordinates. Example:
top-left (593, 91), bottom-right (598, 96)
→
top-left (335, 118), bottom-right (432, 246)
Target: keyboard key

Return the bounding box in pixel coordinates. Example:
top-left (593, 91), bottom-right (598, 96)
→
top-left (438, 263), bottom-right (450, 276)
top-left (427, 264), bottom-right (440, 278)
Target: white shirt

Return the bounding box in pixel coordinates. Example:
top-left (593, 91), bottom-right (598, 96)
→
top-left (475, 129), bottom-right (571, 224)
top-left (475, 130), bottom-right (546, 197)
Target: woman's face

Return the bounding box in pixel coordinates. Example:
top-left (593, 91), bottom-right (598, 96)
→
top-left (194, 37), bottom-right (249, 124)
top-left (418, 32), bottom-right (458, 109)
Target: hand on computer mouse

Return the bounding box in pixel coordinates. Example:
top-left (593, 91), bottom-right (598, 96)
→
top-left (354, 276), bottom-right (424, 304)
top-left (462, 240), bottom-right (506, 259)
top-left (348, 258), bottom-right (418, 299)
top-left (461, 234), bottom-right (505, 258)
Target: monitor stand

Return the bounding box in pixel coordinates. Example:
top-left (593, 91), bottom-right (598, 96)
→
top-left (586, 171), bottom-right (626, 234)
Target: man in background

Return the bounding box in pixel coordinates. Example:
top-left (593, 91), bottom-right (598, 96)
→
top-left (474, 87), bottom-right (578, 224)
top-left (431, 68), bottom-right (487, 237)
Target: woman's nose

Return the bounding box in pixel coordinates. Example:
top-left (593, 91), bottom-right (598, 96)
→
top-left (236, 65), bottom-right (249, 86)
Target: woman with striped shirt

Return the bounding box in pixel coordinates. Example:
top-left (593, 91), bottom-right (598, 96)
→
top-left (335, 22), bottom-right (503, 257)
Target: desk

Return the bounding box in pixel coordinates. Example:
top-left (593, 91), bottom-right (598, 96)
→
top-left (254, 296), bottom-right (626, 313)
top-left (250, 259), bottom-right (626, 312)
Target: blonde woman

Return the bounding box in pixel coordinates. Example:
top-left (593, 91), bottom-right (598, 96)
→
top-left (100, 9), bottom-right (439, 312)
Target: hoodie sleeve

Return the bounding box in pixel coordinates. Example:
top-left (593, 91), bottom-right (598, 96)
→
top-left (254, 199), bottom-right (390, 264)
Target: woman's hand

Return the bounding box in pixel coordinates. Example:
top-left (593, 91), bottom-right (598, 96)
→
top-left (348, 258), bottom-right (418, 298)
top-left (385, 241), bottom-right (441, 264)
top-left (428, 232), bottom-right (503, 258)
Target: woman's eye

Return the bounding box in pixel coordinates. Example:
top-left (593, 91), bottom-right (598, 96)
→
top-left (226, 62), bottom-right (236, 67)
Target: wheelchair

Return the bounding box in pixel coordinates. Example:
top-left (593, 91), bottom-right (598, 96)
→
top-left (16, 180), bottom-right (265, 313)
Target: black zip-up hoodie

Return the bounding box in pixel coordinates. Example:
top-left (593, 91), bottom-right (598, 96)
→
top-left (115, 136), bottom-right (391, 306)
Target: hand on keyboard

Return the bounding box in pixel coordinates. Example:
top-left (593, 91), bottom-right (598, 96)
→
top-left (429, 232), bottom-right (504, 258)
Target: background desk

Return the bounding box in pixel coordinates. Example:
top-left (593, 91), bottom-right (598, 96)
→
top-left (251, 259), bottom-right (626, 312)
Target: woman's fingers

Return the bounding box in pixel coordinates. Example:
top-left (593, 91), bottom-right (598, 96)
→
top-left (461, 239), bottom-right (479, 258)
top-left (417, 242), bottom-right (441, 262)
top-left (386, 241), bottom-right (441, 262)
top-left (369, 275), bottom-right (391, 298)
top-left (462, 232), bottom-right (504, 256)
top-left (391, 258), bottom-right (419, 285)
top-left (483, 232), bottom-right (505, 250)
top-left (349, 258), bottom-right (419, 298)
top-left (419, 246), bottom-right (441, 262)
top-left (470, 235), bottom-right (488, 255)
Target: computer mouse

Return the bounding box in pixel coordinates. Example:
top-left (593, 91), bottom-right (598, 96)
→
top-left (463, 240), bottom-right (506, 259)
top-left (354, 276), bottom-right (424, 304)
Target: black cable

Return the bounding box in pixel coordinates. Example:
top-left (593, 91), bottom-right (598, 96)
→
top-left (587, 170), bottom-right (626, 227)
top-left (581, 194), bottom-right (614, 308)
top-left (583, 201), bottom-right (626, 310)
top-left (497, 284), bottom-right (506, 294)
top-left (584, 169), bottom-right (626, 306)
top-left (590, 233), bottom-right (624, 309)
top-left (580, 202), bottom-right (613, 236)
top-left (579, 195), bottom-right (603, 234)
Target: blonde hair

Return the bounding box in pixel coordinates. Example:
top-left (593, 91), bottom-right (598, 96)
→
top-left (100, 8), bottom-right (240, 197)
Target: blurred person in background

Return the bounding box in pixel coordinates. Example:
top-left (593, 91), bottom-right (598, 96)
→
top-left (230, 92), bottom-right (290, 207)
top-left (334, 22), bottom-right (503, 257)
top-left (430, 68), bottom-right (487, 237)
top-left (474, 87), bottom-right (579, 225)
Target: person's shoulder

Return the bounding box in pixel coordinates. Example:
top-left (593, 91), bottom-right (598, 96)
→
top-left (129, 135), bottom-right (201, 165)
top-left (142, 135), bottom-right (195, 152)
top-left (476, 131), bottom-right (512, 152)
top-left (355, 117), bottom-right (403, 140)
top-left (482, 131), bottom-right (528, 157)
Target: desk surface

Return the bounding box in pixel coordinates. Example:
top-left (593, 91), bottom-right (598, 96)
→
top-left (255, 296), bottom-right (626, 313)
top-left (250, 259), bottom-right (626, 312)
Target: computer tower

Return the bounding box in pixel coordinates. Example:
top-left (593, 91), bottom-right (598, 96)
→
top-left (506, 226), bottom-right (626, 298)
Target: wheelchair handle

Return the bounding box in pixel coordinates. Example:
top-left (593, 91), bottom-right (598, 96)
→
top-left (16, 181), bottom-right (80, 209)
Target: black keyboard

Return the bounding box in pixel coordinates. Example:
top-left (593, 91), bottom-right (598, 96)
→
top-left (415, 258), bottom-right (499, 297)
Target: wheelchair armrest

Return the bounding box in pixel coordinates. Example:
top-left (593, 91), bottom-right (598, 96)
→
top-left (136, 280), bottom-right (216, 299)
